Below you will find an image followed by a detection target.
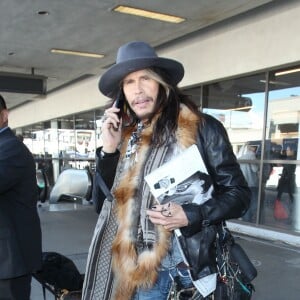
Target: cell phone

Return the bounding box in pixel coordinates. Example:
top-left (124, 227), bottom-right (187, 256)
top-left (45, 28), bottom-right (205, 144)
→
top-left (114, 89), bottom-right (125, 119)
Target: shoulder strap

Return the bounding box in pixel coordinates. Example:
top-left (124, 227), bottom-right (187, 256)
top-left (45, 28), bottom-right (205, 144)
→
top-left (42, 285), bottom-right (46, 300)
top-left (95, 172), bottom-right (114, 202)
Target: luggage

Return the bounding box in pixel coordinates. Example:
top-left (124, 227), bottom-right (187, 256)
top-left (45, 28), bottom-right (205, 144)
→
top-left (33, 252), bottom-right (83, 300)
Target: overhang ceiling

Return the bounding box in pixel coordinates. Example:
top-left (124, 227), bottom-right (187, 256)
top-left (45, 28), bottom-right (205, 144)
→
top-left (0, 0), bottom-right (273, 109)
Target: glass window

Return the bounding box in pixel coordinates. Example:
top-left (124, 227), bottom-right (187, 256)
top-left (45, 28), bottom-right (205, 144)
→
top-left (261, 66), bottom-right (300, 232)
top-left (95, 108), bottom-right (105, 150)
top-left (57, 115), bottom-right (75, 171)
top-left (75, 112), bottom-right (94, 157)
top-left (184, 86), bottom-right (201, 108)
top-left (74, 111), bottom-right (96, 170)
top-left (202, 74), bottom-right (266, 156)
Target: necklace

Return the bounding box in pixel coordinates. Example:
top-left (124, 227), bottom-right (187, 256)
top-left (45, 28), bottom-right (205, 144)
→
top-left (125, 122), bottom-right (144, 162)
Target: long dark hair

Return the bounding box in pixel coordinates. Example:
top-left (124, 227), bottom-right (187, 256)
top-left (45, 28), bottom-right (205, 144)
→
top-left (122, 67), bottom-right (199, 146)
top-left (107, 68), bottom-right (200, 145)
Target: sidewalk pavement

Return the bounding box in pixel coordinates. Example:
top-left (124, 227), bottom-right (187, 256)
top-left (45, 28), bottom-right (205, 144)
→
top-left (31, 202), bottom-right (300, 300)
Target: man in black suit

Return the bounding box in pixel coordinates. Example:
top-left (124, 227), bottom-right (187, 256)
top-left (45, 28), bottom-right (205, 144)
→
top-left (0, 95), bottom-right (42, 299)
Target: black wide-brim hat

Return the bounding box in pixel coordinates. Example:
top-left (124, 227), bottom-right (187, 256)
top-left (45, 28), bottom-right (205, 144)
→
top-left (99, 41), bottom-right (184, 96)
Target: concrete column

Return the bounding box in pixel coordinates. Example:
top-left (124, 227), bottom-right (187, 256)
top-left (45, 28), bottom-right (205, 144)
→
top-left (50, 120), bottom-right (60, 182)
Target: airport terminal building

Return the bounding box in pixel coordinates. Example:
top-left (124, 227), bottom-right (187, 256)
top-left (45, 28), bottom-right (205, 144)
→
top-left (7, 1), bottom-right (300, 245)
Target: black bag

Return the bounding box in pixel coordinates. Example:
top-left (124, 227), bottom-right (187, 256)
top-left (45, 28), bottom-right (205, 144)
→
top-left (214, 224), bottom-right (257, 300)
top-left (167, 224), bottom-right (257, 300)
top-left (37, 252), bottom-right (83, 292)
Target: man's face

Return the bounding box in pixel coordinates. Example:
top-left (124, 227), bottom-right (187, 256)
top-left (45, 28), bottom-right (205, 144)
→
top-left (122, 69), bottom-right (159, 121)
top-left (0, 109), bottom-right (8, 128)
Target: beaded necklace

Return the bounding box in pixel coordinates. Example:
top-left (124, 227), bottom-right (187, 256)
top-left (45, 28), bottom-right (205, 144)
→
top-left (125, 121), bottom-right (144, 163)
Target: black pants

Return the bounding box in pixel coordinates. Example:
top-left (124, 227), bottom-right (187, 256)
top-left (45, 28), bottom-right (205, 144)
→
top-left (0, 274), bottom-right (31, 300)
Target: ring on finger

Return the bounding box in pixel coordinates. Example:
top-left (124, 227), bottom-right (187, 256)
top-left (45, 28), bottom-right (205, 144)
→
top-left (161, 208), bottom-right (172, 217)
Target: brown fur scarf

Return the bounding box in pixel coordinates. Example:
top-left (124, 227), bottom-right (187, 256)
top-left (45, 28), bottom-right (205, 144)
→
top-left (111, 105), bottom-right (200, 299)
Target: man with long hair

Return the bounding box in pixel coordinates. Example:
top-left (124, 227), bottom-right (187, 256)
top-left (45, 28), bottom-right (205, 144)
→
top-left (82, 41), bottom-right (250, 300)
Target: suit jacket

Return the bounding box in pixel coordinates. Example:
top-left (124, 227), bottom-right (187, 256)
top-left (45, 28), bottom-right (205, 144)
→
top-left (0, 127), bottom-right (42, 279)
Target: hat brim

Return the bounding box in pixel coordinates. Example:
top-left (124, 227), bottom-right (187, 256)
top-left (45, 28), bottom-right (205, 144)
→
top-left (99, 57), bottom-right (184, 96)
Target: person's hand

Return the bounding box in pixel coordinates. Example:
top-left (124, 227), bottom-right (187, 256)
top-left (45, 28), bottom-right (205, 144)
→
top-left (146, 202), bottom-right (188, 231)
top-left (101, 107), bottom-right (122, 153)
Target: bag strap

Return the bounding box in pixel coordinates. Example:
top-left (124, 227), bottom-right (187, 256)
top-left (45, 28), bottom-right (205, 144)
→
top-left (42, 285), bottom-right (46, 300)
top-left (95, 172), bottom-right (114, 202)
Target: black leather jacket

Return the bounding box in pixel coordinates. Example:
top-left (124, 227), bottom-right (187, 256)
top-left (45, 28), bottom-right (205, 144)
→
top-left (93, 113), bottom-right (250, 281)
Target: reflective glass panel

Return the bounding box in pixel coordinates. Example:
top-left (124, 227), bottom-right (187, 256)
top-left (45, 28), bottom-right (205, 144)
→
top-left (202, 74), bottom-right (266, 156)
top-left (262, 66), bottom-right (300, 232)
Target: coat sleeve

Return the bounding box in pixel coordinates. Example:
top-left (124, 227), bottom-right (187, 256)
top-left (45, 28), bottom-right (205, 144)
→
top-left (181, 114), bottom-right (250, 237)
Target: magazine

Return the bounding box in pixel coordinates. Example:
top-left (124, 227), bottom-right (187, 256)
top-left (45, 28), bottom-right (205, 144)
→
top-left (145, 144), bottom-right (208, 201)
top-left (145, 144), bottom-right (217, 297)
